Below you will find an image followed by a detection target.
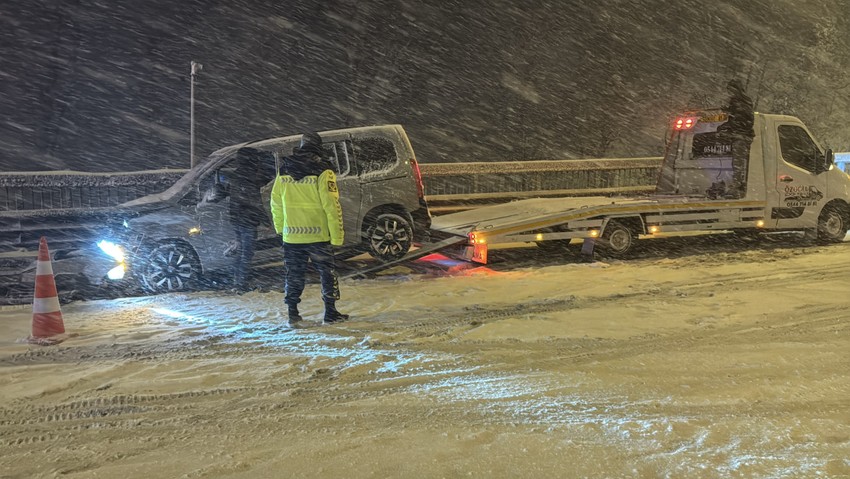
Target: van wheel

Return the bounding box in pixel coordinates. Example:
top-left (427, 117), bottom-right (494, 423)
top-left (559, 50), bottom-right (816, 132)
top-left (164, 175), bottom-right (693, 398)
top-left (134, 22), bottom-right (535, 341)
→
top-left (138, 242), bottom-right (202, 294)
top-left (817, 207), bottom-right (848, 243)
top-left (366, 213), bottom-right (413, 263)
top-left (598, 220), bottom-right (636, 258)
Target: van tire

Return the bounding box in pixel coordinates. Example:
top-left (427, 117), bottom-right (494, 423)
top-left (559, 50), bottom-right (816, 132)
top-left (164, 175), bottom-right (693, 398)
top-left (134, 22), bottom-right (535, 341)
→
top-left (138, 241), bottom-right (202, 294)
top-left (366, 213), bottom-right (413, 263)
top-left (817, 206), bottom-right (848, 243)
top-left (597, 220), bottom-right (636, 258)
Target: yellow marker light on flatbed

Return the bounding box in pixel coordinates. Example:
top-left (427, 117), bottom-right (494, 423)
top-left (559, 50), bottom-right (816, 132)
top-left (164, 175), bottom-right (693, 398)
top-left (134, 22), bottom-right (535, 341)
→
top-left (648, 225), bottom-right (660, 234)
top-left (536, 233), bottom-right (543, 241)
top-left (589, 229), bottom-right (600, 238)
top-left (756, 220), bottom-right (765, 228)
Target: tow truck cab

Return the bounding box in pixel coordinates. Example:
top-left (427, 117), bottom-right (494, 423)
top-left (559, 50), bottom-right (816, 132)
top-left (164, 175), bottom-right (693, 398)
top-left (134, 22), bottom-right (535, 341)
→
top-left (658, 110), bottom-right (849, 237)
top-left (448, 109), bottom-right (850, 264)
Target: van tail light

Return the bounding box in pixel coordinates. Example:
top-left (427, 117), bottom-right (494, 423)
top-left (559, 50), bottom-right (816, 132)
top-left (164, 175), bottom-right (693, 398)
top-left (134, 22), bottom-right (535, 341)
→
top-left (410, 157), bottom-right (425, 199)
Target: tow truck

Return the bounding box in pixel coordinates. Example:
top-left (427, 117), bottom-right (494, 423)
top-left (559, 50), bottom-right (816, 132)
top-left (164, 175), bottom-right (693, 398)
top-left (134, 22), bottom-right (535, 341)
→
top-left (430, 109), bottom-right (850, 262)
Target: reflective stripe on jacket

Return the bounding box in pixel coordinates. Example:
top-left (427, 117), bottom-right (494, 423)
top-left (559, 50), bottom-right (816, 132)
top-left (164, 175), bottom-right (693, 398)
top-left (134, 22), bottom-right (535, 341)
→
top-left (270, 169), bottom-right (344, 245)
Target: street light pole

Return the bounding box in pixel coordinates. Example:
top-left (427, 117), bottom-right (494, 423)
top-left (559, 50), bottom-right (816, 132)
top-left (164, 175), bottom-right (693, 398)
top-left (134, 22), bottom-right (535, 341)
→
top-left (190, 61), bottom-right (203, 169)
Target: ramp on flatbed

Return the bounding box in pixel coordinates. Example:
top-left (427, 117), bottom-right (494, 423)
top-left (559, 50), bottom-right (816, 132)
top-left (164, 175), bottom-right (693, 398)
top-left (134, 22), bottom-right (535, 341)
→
top-left (341, 234), bottom-right (469, 279)
top-left (428, 196), bottom-right (649, 237)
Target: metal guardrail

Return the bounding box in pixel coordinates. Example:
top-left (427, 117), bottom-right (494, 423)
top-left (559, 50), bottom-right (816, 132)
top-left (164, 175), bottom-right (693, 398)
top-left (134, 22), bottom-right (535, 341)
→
top-left (420, 157), bottom-right (662, 212)
top-left (420, 157), bottom-right (662, 195)
top-left (0, 170), bottom-right (186, 212)
top-left (0, 158), bottom-right (664, 213)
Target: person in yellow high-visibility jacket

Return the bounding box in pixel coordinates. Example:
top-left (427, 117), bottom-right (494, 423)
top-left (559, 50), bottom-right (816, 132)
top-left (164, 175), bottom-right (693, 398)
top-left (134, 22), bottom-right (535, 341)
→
top-left (270, 132), bottom-right (348, 325)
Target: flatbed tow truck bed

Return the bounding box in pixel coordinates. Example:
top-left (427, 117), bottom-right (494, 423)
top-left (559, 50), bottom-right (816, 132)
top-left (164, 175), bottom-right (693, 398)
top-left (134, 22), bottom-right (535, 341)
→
top-left (428, 195), bottom-right (767, 263)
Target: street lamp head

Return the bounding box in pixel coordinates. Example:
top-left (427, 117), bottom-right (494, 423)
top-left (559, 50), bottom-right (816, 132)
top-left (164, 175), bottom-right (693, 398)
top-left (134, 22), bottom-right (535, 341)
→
top-left (191, 61), bottom-right (203, 75)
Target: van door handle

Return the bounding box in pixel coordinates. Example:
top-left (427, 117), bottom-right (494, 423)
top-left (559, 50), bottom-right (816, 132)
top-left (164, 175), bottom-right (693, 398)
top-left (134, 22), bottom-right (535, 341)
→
top-left (779, 175), bottom-right (794, 183)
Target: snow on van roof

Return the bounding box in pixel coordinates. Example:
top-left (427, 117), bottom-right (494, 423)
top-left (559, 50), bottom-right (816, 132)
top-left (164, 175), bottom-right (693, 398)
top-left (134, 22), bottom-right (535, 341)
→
top-left (212, 124), bottom-right (403, 154)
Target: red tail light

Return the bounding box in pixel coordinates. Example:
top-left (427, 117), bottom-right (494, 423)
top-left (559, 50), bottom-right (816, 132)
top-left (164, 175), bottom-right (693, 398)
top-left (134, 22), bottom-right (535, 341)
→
top-left (410, 157), bottom-right (425, 199)
top-left (674, 117), bottom-right (698, 130)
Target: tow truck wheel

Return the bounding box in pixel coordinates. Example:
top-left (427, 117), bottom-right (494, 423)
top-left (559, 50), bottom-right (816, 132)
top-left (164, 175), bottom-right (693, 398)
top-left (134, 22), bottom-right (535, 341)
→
top-left (139, 242), bottom-right (202, 294)
top-left (366, 213), bottom-right (413, 263)
top-left (817, 207), bottom-right (848, 243)
top-left (598, 220), bottom-right (636, 258)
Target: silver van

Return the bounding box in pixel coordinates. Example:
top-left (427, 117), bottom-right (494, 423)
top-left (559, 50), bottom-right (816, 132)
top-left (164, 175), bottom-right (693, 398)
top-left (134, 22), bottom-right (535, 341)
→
top-left (115, 125), bottom-right (431, 294)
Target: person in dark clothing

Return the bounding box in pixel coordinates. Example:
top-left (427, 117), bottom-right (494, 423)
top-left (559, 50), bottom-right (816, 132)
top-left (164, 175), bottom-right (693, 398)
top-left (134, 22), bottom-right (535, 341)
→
top-left (720, 79), bottom-right (755, 198)
top-left (270, 132), bottom-right (348, 325)
top-left (228, 147), bottom-right (267, 292)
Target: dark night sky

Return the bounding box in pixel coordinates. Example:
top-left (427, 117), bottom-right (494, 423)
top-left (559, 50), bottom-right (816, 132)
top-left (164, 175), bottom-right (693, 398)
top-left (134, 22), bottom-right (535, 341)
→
top-left (1, 0), bottom-right (848, 172)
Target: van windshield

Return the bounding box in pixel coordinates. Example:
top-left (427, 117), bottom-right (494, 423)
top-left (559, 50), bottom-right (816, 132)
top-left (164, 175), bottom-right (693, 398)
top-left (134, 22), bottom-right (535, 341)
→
top-left (168, 148), bottom-right (242, 196)
top-left (121, 145), bottom-right (245, 207)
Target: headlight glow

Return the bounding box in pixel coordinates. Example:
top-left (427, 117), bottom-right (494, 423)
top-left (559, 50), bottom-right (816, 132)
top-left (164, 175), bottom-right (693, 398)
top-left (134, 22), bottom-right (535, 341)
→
top-left (97, 240), bottom-right (125, 262)
top-left (107, 264), bottom-right (126, 280)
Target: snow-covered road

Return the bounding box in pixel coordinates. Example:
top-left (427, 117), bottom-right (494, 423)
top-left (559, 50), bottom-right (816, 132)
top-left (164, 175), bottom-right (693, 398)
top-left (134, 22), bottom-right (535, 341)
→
top-left (2, 237), bottom-right (849, 478)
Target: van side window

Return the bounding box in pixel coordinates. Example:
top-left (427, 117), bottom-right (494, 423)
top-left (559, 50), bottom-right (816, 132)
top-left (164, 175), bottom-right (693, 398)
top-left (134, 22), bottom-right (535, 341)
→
top-left (778, 125), bottom-right (823, 173)
top-left (353, 137), bottom-right (397, 175)
top-left (323, 141), bottom-right (351, 177)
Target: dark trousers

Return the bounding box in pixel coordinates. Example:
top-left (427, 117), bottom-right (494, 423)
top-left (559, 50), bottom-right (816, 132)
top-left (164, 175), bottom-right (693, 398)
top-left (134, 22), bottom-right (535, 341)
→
top-left (731, 134), bottom-right (754, 191)
top-left (283, 242), bottom-right (340, 306)
top-left (234, 224), bottom-right (257, 289)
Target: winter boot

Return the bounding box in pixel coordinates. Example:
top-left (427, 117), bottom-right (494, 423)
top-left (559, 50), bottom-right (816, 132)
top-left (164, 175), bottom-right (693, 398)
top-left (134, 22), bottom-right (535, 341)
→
top-left (287, 305), bottom-right (303, 325)
top-left (323, 302), bottom-right (349, 324)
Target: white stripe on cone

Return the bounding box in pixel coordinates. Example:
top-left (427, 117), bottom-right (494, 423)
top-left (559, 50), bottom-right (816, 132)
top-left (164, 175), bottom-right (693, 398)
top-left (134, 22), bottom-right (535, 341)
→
top-left (36, 259), bottom-right (54, 276)
top-left (33, 296), bottom-right (62, 314)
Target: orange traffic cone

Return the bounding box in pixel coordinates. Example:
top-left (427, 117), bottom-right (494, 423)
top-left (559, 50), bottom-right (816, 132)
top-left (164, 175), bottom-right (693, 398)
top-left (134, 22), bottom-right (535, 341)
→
top-left (28, 237), bottom-right (67, 345)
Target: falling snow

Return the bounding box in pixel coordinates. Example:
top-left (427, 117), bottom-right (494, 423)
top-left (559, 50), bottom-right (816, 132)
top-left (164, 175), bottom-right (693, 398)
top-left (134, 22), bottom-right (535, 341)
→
top-left (2, 1), bottom-right (849, 172)
top-left (2, 1), bottom-right (850, 477)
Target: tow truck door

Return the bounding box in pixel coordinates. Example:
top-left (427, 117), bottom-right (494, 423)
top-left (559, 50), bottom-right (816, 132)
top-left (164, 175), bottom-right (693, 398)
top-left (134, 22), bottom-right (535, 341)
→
top-left (771, 122), bottom-right (829, 229)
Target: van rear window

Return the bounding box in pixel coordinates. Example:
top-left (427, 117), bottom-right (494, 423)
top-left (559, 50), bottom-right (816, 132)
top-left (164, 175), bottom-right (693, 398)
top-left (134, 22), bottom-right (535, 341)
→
top-left (354, 137), bottom-right (397, 175)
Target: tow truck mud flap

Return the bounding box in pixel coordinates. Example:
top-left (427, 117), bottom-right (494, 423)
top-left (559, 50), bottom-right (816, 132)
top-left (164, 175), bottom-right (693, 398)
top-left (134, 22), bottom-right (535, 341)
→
top-left (460, 241), bottom-right (487, 264)
top-left (342, 235), bottom-right (468, 279)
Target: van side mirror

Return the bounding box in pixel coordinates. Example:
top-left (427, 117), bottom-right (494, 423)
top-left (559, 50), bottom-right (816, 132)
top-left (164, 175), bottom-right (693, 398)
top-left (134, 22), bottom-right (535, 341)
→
top-left (822, 148), bottom-right (834, 174)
